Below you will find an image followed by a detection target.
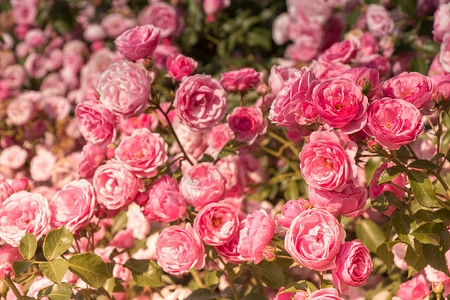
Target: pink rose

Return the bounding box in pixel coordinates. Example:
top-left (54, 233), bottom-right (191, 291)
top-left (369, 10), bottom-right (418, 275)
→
top-left (359, 33), bottom-right (379, 56)
top-left (166, 53), bottom-right (198, 81)
top-left (118, 113), bottom-right (159, 135)
top-left (364, 98), bottom-right (424, 150)
top-left (227, 106), bottom-right (267, 144)
top-left (0, 145), bottom-right (27, 170)
top-left (142, 175), bottom-right (186, 222)
top-left (205, 123), bottom-right (235, 159)
top-left (284, 32), bottom-right (321, 62)
top-left (152, 43), bottom-right (180, 71)
top-left (307, 288), bottom-right (344, 299)
top-left (0, 245), bottom-right (21, 279)
top-left (369, 162), bottom-right (407, 201)
top-left (392, 243), bottom-right (408, 270)
top-left (0, 180), bottom-right (13, 204)
top-left (7, 97), bottom-right (36, 126)
top-left (30, 147), bottom-right (56, 182)
top-left (366, 4), bottom-right (394, 37)
top-left (97, 60), bottom-right (151, 118)
top-left (83, 24), bottom-right (106, 42)
top-left (24, 29), bottom-right (46, 47)
top-left (126, 204), bottom-right (150, 240)
top-left (115, 128), bottom-right (168, 178)
top-left (0, 191), bottom-right (51, 246)
top-left (174, 74), bottom-right (227, 132)
top-left (318, 39), bottom-right (358, 64)
top-left (11, 177), bottom-right (29, 193)
top-left (2, 64), bottom-right (26, 89)
top-left (42, 96), bottom-right (71, 120)
top-left (429, 54), bottom-right (447, 77)
top-left (77, 143), bottom-right (106, 179)
top-left (50, 179), bottom-right (96, 233)
top-left (309, 180), bottom-right (367, 218)
top-left (10, 0), bottom-right (37, 26)
top-left (285, 208), bottom-right (345, 271)
top-left (393, 274), bottom-right (430, 300)
top-left (179, 162), bottom-right (226, 209)
top-left (268, 65), bottom-right (300, 96)
top-left (76, 98), bottom-right (117, 147)
top-left (431, 74), bottom-right (450, 102)
top-left (101, 13), bottom-right (136, 38)
top-left (310, 60), bottom-right (351, 82)
top-left (382, 72), bottom-right (435, 110)
top-left (220, 68), bottom-right (262, 92)
top-left (156, 224), bottom-right (205, 276)
top-left (24, 53), bottom-right (47, 79)
top-left (138, 2), bottom-right (182, 39)
top-left (276, 199), bottom-right (310, 228)
top-left (237, 209), bottom-right (275, 264)
top-left (170, 120), bottom-right (206, 159)
top-left (433, 4), bottom-right (450, 43)
top-left (313, 78), bottom-right (368, 134)
top-left (336, 67), bottom-right (380, 92)
top-left (215, 226), bottom-right (244, 264)
top-left (110, 229), bottom-right (135, 249)
top-left (272, 13), bottom-right (291, 45)
top-left (115, 25), bottom-right (160, 60)
top-left (332, 240), bottom-right (373, 294)
top-left (299, 130), bottom-right (357, 191)
top-left (440, 34), bottom-right (450, 73)
top-left (0, 81), bottom-right (10, 101)
top-left (93, 160), bottom-right (140, 210)
top-left (194, 203), bottom-right (239, 246)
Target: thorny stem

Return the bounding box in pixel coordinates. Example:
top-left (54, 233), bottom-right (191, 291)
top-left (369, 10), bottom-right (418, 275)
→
top-left (5, 273), bottom-right (23, 300)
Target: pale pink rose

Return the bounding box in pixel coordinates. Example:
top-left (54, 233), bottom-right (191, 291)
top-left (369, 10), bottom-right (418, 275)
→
top-left (0, 180), bottom-right (13, 204)
top-left (364, 54), bottom-right (392, 79)
top-left (95, 246), bottom-right (131, 282)
top-left (2, 64), bottom-right (26, 89)
top-left (24, 53), bottom-right (47, 79)
top-left (138, 2), bottom-right (182, 38)
top-left (143, 174), bottom-right (186, 222)
top-left (24, 29), bottom-right (46, 47)
top-left (309, 180), bottom-right (367, 218)
top-left (220, 68), bottom-right (262, 92)
top-left (93, 160), bottom-right (140, 210)
top-left (42, 96), bottom-right (71, 120)
top-left (285, 208), bottom-right (345, 271)
top-left (101, 13), bottom-right (136, 38)
top-left (284, 39), bottom-right (320, 62)
top-left (237, 209), bottom-right (275, 264)
top-left (30, 147), bottom-right (56, 182)
top-left (31, 186), bottom-right (57, 202)
top-left (45, 49), bottom-right (64, 72)
top-left (179, 162), bottom-right (226, 209)
top-left (313, 78), bottom-right (368, 133)
top-left (118, 113), bottom-right (158, 135)
top-left (116, 128), bottom-right (167, 178)
top-left (166, 53), bottom-right (198, 81)
top-left (27, 276), bottom-right (53, 298)
top-left (0, 81), bottom-right (10, 101)
top-left (115, 25), bottom-right (160, 60)
top-left (299, 130), bottom-right (357, 191)
top-left (7, 97), bottom-right (36, 126)
top-left (126, 204), bottom-right (150, 240)
top-left (227, 106), bottom-right (267, 144)
top-left (332, 240), bottom-right (373, 294)
top-left (10, 0), bottom-right (37, 26)
top-left (76, 98), bottom-right (117, 147)
top-left (287, 0), bottom-right (331, 25)
top-left (429, 53), bottom-right (447, 77)
top-left (269, 67), bottom-right (319, 128)
top-left (6, 283), bottom-right (24, 300)
top-left (433, 4), bottom-right (450, 43)
top-left (97, 60), bottom-right (151, 118)
top-left (310, 60), bottom-right (351, 82)
top-left (272, 13), bottom-right (291, 45)
top-left (11, 177), bottom-right (30, 193)
top-left (319, 39), bottom-right (358, 64)
top-left (0, 145), bottom-right (27, 169)
top-left (203, 0), bottom-right (230, 16)
top-left (41, 73), bottom-right (67, 97)
top-left (170, 118), bottom-right (206, 159)
top-left (366, 4), bottom-right (394, 37)
top-left (440, 34), bottom-right (450, 73)
top-left (394, 274), bottom-right (430, 300)
top-left (0, 245), bottom-right (21, 279)
top-left (205, 123), bottom-right (235, 159)
top-left (110, 229), bottom-right (135, 249)
top-left (215, 224), bottom-right (244, 264)
top-left (83, 23), bottom-right (106, 42)
top-left (431, 74), bottom-right (450, 101)
top-left (364, 98), bottom-right (424, 150)
top-left (194, 203), bottom-right (239, 246)
top-left (174, 74), bottom-right (227, 132)
top-left (77, 143), bottom-right (106, 179)
top-left (276, 199), bottom-right (310, 228)
top-left (152, 43), bottom-right (180, 71)
top-left (391, 243), bottom-right (408, 270)
top-left (216, 155), bottom-right (245, 194)
top-left (336, 67), bottom-right (380, 93)
top-left (0, 191), bottom-right (51, 246)
top-left (51, 153), bottom-right (81, 189)
top-left (50, 179), bottom-right (96, 233)
top-left (382, 72), bottom-right (435, 110)
top-left (410, 139), bottom-right (436, 160)
top-left (307, 288), bottom-right (344, 299)
top-left (156, 224), bottom-right (205, 276)
top-left (268, 65), bottom-right (300, 96)
top-left (369, 162), bottom-right (407, 201)
top-left (133, 232), bottom-right (159, 260)
top-left (152, 285), bottom-right (192, 300)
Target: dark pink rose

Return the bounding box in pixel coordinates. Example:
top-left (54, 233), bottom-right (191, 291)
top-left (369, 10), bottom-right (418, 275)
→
top-left (115, 25), bottom-right (160, 61)
top-left (174, 74), bottom-right (227, 132)
top-left (237, 209), bottom-right (275, 264)
top-left (152, 43), bottom-right (180, 71)
top-left (332, 240), bottom-right (373, 294)
top-left (299, 130), bottom-right (357, 191)
top-left (276, 199), bottom-right (310, 228)
top-left (220, 68), bottom-right (263, 92)
top-left (285, 208), bottom-right (345, 271)
top-left (336, 67), bottom-right (380, 92)
top-left (431, 74), bottom-right (450, 101)
top-left (156, 224), bottom-right (205, 275)
top-left (366, 4), bottom-right (394, 37)
top-left (143, 175), bottom-right (186, 222)
top-left (77, 143), bottom-right (107, 179)
top-left (359, 33), bottom-right (379, 56)
top-left (227, 106), bottom-right (267, 144)
top-left (364, 98), bottom-right (424, 150)
top-left (205, 123), bottom-right (235, 159)
top-left (166, 53), bottom-right (198, 81)
top-left (97, 60), bottom-right (152, 118)
top-left (138, 2), bottom-right (182, 39)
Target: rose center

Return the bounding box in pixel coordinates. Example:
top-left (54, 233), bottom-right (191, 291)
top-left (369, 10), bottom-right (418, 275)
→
top-left (212, 217), bottom-right (221, 227)
top-left (324, 158), bottom-right (334, 169)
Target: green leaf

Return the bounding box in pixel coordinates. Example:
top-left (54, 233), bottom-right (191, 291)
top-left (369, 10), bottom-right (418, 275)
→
top-left (13, 260), bottom-right (33, 275)
top-left (378, 165), bottom-right (406, 184)
top-left (47, 283), bottom-right (73, 300)
top-left (247, 28), bottom-right (272, 51)
top-left (68, 253), bottom-right (111, 288)
top-left (391, 210), bottom-right (415, 247)
top-left (356, 219), bottom-right (385, 253)
top-left (405, 243), bottom-right (426, 277)
top-left (376, 243), bottom-right (394, 272)
top-left (204, 270), bottom-right (220, 287)
top-left (408, 160), bottom-right (440, 170)
top-left (423, 244), bottom-right (450, 276)
top-left (372, 191), bottom-right (403, 212)
top-left (410, 222), bottom-right (443, 245)
top-left (253, 261), bottom-right (288, 290)
top-left (409, 57), bottom-right (428, 75)
top-left (111, 209), bottom-right (127, 234)
top-left (185, 288), bottom-right (220, 300)
top-left (412, 209), bottom-right (447, 223)
top-left (19, 233), bottom-right (37, 260)
top-left (123, 258), bottom-right (162, 288)
top-left (407, 170), bottom-right (439, 208)
top-left (282, 280), bottom-right (318, 293)
top-left (40, 259), bottom-right (69, 285)
top-left (198, 154), bottom-right (214, 163)
top-left (43, 227), bottom-right (74, 261)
